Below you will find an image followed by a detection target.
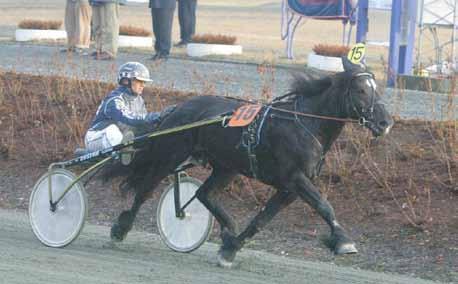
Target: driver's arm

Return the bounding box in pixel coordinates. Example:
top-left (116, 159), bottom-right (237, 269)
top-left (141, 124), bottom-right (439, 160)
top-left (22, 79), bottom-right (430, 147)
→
top-left (104, 97), bottom-right (148, 126)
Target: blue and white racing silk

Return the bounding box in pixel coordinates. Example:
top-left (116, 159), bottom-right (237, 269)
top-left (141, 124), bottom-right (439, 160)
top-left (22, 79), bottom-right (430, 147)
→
top-left (88, 86), bottom-right (158, 132)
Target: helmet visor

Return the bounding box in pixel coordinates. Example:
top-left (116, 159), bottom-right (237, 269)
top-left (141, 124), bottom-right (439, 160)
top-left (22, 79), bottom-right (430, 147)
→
top-left (135, 76), bottom-right (153, 82)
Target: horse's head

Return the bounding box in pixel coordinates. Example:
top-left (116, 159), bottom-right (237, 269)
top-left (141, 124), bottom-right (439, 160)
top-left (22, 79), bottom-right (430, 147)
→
top-left (342, 58), bottom-right (394, 137)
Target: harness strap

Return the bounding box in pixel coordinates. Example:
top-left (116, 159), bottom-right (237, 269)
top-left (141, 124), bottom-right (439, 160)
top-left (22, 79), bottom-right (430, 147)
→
top-left (245, 136), bottom-right (259, 179)
top-left (240, 106), bottom-right (272, 179)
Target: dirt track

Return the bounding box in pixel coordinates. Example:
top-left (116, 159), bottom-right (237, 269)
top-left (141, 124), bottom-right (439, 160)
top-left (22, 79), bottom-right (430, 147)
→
top-left (0, 209), bottom-right (440, 284)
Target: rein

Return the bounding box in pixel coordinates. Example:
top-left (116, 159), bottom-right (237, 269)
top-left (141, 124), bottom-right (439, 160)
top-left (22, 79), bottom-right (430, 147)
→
top-left (270, 106), bottom-right (358, 123)
top-left (224, 92), bottom-right (360, 124)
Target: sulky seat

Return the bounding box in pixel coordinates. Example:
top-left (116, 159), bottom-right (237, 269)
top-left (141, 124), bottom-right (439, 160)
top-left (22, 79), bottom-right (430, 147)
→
top-left (281, 0), bottom-right (357, 59)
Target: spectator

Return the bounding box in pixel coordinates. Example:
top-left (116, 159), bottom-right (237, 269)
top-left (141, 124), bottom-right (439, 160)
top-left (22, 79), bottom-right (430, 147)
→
top-left (63, 0), bottom-right (92, 54)
top-left (90, 0), bottom-right (126, 60)
top-left (175, 0), bottom-right (197, 47)
top-left (149, 0), bottom-right (176, 60)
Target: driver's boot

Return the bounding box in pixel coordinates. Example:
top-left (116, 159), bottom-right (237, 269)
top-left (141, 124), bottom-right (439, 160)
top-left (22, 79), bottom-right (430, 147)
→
top-left (120, 131), bottom-right (135, 166)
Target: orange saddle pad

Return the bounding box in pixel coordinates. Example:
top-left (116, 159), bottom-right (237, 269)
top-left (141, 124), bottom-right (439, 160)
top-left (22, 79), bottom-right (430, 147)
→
top-left (228, 104), bottom-right (262, 127)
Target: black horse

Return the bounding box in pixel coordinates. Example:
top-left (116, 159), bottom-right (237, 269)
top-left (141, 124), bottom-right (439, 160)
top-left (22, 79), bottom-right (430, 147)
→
top-left (109, 58), bottom-right (394, 267)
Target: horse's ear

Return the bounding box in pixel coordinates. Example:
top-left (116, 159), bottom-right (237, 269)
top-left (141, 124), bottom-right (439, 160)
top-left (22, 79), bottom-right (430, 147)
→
top-left (342, 56), bottom-right (354, 72)
top-left (342, 56), bottom-right (367, 72)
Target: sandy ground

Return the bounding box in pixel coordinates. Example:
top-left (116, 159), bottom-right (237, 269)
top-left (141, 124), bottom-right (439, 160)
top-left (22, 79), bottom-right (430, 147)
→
top-left (0, 209), bottom-right (439, 284)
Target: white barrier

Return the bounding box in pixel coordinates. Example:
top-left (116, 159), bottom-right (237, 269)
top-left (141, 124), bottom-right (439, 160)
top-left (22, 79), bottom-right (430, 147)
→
top-left (15, 29), bottom-right (67, 42)
top-left (187, 43), bottom-right (242, 57)
top-left (307, 53), bottom-right (344, 72)
top-left (118, 35), bottom-right (152, 48)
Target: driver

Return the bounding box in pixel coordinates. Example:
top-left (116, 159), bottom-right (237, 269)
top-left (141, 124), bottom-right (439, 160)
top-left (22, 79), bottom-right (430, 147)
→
top-left (84, 62), bottom-right (160, 158)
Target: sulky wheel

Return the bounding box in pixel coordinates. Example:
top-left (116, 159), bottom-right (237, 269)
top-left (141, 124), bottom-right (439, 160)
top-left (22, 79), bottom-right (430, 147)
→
top-left (29, 168), bottom-right (88, 248)
top-left (157, 177), bottom-right (214, 253)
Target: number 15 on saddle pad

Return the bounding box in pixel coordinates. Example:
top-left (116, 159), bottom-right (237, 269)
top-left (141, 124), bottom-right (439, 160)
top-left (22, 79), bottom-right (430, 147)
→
top-left (228, 104), bottom-right (263, 127)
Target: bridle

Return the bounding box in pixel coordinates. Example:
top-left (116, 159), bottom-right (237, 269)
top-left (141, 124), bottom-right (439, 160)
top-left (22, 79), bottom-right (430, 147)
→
top-left (270, 72), bottom-right (379, 125)
top-left (225, 71), bottom-right (381, 126)
top-left (347, 72), bottom-right (378, 127)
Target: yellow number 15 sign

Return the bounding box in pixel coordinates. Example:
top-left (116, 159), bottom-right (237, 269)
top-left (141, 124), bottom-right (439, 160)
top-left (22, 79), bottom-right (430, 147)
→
top-left (347, 43), bottom-right (366, 64)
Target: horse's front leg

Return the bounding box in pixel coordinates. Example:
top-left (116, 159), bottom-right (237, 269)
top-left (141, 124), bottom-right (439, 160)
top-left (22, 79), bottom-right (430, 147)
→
top-left (289, 171), bottom-right (358, 254)
top-left (235, 189), bottom-right (297, 247)
top-left (210, 189), bottom-right (297, 267)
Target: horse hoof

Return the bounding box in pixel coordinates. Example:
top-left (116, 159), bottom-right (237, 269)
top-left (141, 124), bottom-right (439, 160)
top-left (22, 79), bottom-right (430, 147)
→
top-left (217, 251), bottom-right (233, 268)
top-left (335, 242), bottom-right (358, 255)
top-left (110, 223), bottom-right (124, 242)
top-left (216, 246), bottom-right (238, 268)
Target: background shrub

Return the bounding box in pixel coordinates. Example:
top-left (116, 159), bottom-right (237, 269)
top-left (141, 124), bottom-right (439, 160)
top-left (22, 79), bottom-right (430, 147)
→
top-left (312, 44), bottom-right (350, 57)
top-left (18, 19), bottom-right (62, 30)
top-left (191, 34), bottom-right (237, 45)
top-left (119, 25), bottom-right (152, 37)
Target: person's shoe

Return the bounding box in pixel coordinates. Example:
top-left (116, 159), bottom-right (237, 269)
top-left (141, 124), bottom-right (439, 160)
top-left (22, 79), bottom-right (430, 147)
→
top-left (120, 131), bottom-right (135, 166)
top-left (60, 47), bottom-right (75, 53)
top-left (75, 48), bottom-right (89, 56)
top-left (74, 148), bottom-right (90, 157)
top-left (174, 40), bottom-right (188, 48)
top-left (158, 53), bottom-right (169, 61)
top-left (120, 150), bottom-right (134, 165)
top-left (95, 51), bottom-right (115, 60)
top-left (149, 53), bottom-right (160, 60)
top-left (150, 53), bottom-right (168, 61)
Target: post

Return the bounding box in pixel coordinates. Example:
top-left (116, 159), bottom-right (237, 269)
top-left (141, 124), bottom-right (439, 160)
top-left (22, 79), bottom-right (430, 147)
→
top-left (388, 0), bottom-right (418, 86)
top-left (356, 0), bottom-right (369, 43)
top-left (403, 0), bottom-right (418, 74)
top-left (387, 0), bottom-right (402, 87)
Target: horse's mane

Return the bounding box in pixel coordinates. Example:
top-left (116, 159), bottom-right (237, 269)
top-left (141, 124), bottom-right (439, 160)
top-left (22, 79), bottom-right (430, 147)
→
top-left (289, 72), bottom-right (333, 98)
top-left (284, 71), bottom-right (353, 102)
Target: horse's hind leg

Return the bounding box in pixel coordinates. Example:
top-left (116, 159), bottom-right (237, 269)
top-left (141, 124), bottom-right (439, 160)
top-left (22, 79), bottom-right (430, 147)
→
top-left (289, 171), bottom-right (357, 255)
top-left (110, 167), bottom-right (164, 242)
top-left (111, 143), bottom-right (192, 242)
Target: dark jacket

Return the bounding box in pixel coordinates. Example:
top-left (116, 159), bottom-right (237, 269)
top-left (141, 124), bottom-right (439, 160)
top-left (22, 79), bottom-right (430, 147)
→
top-left (149, 0), bottom-right (176, 9)
top-left (88, 86), bottom-right (159, 132)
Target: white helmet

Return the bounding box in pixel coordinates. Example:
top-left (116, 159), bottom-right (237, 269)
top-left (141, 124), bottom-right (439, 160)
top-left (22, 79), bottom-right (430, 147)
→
top-left (118, 62), bottom-right (153, 84)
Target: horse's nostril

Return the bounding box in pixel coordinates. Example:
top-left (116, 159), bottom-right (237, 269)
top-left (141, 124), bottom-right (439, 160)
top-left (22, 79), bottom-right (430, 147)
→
top-left (378, 121), bottom-right (388, 128)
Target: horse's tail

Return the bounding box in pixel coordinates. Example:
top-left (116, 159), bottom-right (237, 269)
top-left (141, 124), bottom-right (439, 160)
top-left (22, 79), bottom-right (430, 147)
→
top-left (97, 143), bottom-right (157, 197)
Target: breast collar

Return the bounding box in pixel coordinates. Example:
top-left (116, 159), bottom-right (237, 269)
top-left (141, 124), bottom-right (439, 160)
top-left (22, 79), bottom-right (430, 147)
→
top-left (239, 106), bottom-right (272, 179)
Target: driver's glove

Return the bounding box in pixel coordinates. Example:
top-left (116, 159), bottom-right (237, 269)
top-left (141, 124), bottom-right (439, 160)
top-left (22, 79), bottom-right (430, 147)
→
top-left (145, 112), bottom-right (161, 124)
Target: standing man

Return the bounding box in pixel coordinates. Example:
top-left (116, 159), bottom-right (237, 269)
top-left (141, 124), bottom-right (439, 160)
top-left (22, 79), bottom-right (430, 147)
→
top-left (90, 0), bottom-right (126, 60)
top-left (63, 0), bottom-right (92, 54)
top-left (149, 0), bottom-right (176, 60)
top-left (175, 0), bottom-right (197, 47)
